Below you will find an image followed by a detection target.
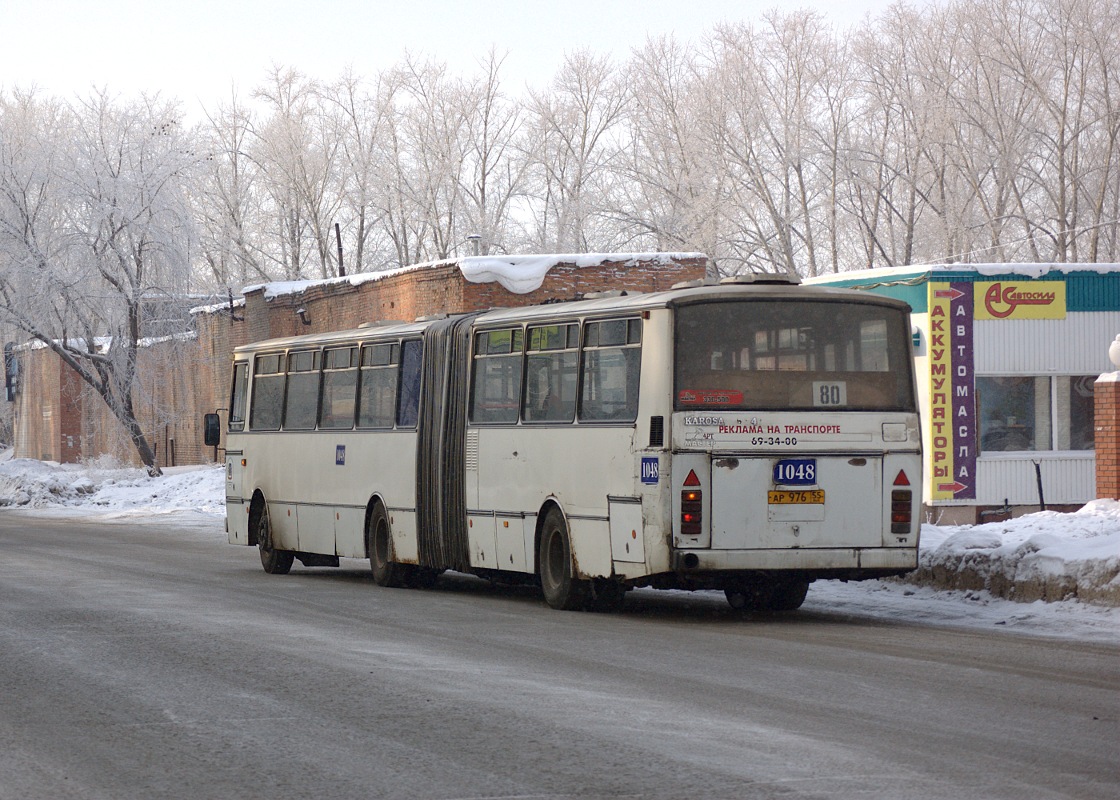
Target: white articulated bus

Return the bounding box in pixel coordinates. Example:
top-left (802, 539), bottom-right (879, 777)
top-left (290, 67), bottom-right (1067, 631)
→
top-left (207, 275), bottom-right (922, 611)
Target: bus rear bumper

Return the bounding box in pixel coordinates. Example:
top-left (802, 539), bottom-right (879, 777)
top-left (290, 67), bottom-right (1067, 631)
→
top-left (671, 547), bottom-right (918, 575)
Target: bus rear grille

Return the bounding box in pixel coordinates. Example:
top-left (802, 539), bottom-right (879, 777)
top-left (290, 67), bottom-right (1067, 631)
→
top-left (649, 416), bottom-right (664, 448)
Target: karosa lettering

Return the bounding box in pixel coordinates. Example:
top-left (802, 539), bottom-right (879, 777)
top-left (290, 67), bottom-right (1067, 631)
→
top-left (983, 282), bottom-right (1056, 318)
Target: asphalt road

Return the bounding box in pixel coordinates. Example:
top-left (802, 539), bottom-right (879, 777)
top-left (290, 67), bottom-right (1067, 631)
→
top-left (1, 512), bottom-right (1116, 800)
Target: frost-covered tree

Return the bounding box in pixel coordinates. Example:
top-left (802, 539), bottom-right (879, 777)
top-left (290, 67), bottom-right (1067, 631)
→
top-left (616, 37), bottom-right (726, 260)
top-left (197, 90), bottom-right (270, 286)
top-left (0, 89), bottom-right (198, 473)
top-left (522, 51), bottom-right (630, 252)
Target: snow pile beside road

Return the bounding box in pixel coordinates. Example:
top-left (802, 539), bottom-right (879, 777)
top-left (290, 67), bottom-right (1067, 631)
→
top-left (907, 500), bottom-right (1120, 606)
top-left (0, 457), bottom-right (225, 517)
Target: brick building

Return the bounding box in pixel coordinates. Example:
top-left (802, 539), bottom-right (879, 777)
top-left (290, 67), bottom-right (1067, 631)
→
top-left (9, 253), bottom-right (709, 467)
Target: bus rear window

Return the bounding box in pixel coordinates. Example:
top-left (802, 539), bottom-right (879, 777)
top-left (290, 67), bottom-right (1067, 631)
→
top-left (674, 300), bottom-right (915, 412)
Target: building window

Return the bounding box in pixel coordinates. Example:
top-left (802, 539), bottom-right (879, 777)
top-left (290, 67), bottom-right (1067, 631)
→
top-left (977, 375), bottom-right (1095, 453)
top-left (1060, 376), bottom-right (1096, 451)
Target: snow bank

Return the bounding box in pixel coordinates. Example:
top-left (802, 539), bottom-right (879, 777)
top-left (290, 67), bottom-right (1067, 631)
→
top-left (0, 458), bottom-right (225, 518)
top-left (906, 500), bottom-right (1120, 606)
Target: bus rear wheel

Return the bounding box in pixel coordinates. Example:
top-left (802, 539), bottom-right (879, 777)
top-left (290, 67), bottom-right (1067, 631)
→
top-left (767, 578), bottom-right (810, 611)
top-left (725, 577), bottom-right (810, 612)
top-left (257, 507), bottom-right (294, 575)
top-left (539, 508), bottom-right (589, 610)
top-left (368, 505), bottom-right (407, 588)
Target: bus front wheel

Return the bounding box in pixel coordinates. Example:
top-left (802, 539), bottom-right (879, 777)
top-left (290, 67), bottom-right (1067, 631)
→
top-left (539, 508), bottom-right (589, 610)
top-left (368, 505), bottom-right (407, 588)
top-left (257, 507), bottom-right (294, 575)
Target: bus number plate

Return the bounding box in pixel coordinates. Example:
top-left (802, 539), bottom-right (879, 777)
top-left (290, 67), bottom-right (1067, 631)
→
top-left (773, 458), bottom-right (816, 485)
top-left (768, 489), bottom-right (825, 505)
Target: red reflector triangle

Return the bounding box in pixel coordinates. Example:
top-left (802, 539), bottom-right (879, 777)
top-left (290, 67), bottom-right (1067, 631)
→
top-left (684, 469), bottom-right (701, 487)
top-left (893, 470), bottom-right (910, 486)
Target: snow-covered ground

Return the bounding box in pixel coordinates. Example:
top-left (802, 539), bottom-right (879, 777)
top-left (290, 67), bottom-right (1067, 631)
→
top-left (1, 455), bottom-right (1116, 644)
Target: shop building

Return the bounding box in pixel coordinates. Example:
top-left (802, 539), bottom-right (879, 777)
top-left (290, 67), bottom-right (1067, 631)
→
top-left (807, 264), bottom-right (1120, 523)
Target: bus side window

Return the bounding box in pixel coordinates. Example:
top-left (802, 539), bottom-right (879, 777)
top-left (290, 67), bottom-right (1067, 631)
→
top-left (357, 343), bottom-right (399, 429)
top-left (249, 353), bottom-right (284, 431)
top-left (229, 362), bottom-right (248, 431)
top-left (524, 323), bottom-right (577, 423)
top-left (470, 329), bottom-right (523, 424)
top-left (580, 318), bottom-right (641, 422)
top-left (319, 347), bottom-right (358, 429)
top-left (397, 339), bottom-right (423, 428)
top-left (283, 350), bottom-right (321, 430)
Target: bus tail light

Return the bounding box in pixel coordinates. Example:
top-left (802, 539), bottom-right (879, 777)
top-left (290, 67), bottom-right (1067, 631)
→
top-left (890, 489), bottom-right (913, 534)
top-left (681, 469), bottom-right (702, 536)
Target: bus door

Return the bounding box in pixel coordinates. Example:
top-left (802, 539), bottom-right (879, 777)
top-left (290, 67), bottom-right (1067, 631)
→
top-left (224, 451), bottom-right (249, 545)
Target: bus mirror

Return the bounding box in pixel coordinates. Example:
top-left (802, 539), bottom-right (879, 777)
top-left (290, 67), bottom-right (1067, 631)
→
top-left (203, 413), bottom-right (221, 447)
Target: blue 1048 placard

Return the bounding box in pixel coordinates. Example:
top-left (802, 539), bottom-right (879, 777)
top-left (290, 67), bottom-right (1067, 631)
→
top-left (773, 458), bottom-right (816, 485)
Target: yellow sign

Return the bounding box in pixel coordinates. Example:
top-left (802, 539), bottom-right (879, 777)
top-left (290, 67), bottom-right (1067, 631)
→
top-left (973, 281), bottom-right (1066, 320)
top-left (768, 490), bottom-right (825, 505)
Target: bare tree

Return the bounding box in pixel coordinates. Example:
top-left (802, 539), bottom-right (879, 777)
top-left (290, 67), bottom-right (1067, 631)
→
top-left (325, 69), bottom-right (393, 274)
top-left (458, 49), bottom-right (529, 256)
top-left (251, 67), bottom-right (343, 279)
top-left (616, 36), bottom-right (726, 259)
top-left (197, 89), bottom-right (270, 286)
top-left (523, 51), bottom-right (630, 252)
top-left (0, 89), bottom-right (198, 473)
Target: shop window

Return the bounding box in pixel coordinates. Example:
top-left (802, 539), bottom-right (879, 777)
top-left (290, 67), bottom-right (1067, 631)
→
top-left (978, 375), bottom-right (1095, 453)
top-left (978, 376), bottom-right (1048, 451)
top-left (1059, 376), bottom-right (1096, 451)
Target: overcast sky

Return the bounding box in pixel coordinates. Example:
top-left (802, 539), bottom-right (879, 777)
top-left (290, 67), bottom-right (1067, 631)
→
top-left (4, 0), bottom-right (902, 116)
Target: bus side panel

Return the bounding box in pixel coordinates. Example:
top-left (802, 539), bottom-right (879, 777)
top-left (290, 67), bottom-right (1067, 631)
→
top-left (227, 500), bottom-right (250, 545)
top-left (495, 514), bottom-right (528, 572)
top-left (468, 515), bottom-right (498, 569)
top-left (341, 430), bottom-right (420, 563)
top-left (389, 510), bottom-right (420, 563)
top-left (335, 506), bottom-right (366, 558)
top-left (568, 518), bottom-right (612, 579)
top-left (473, 426), bottom-right (634, 580)
top-left (298, 505), bottom-right (336, 556)
top-left (609, 498), bottom-right (645, 564)
top-left (269, 502), bottom-right (300, 551)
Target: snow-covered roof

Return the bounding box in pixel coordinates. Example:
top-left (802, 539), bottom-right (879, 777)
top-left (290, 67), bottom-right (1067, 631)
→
top-left (237, 252), bottom-right (708, 301)
top-left (806, 262), bottom-right (1120, 284)
top-left (190, 296), bottom-right (245, 316)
